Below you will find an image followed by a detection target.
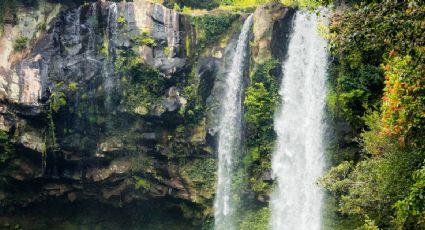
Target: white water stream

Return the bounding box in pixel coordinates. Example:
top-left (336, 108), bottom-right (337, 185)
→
top-left (270, 12), bottom-right (328, 230)
top-left (214, 15), bottom-right (253, 230)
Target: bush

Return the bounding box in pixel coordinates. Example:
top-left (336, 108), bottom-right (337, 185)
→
top-left (13, 36), bottom-right (28, 51)
top-left (243, 58), bottom-right (280, 193)
top-left (192, 13), bottom-right (239, 47)
top-left (238, 207), bottom-right (270, 230)
top-left (131, 31), bottom-right (157, 47)
top-left (0, 130), bottom-right (14, 164)
top-left (115, 49), bottom-right (165, 114)
top-left (393, 163), bottom-right (425, 228)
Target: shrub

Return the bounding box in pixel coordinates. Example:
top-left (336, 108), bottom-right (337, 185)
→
top-left (117, 16), bottom-right (126, 26)
top-left (13, 36), bottom-right (28, 51)
top-left (0, 130), bottom-right (14, 164)
top-left (192, 13), bottom-right (239, 47)
top-left (131, 31), bottom-right (157, 47)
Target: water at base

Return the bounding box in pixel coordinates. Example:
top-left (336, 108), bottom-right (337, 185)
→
top-left (214, 15), bottom-right (253, 230)
top-left (270, 11), bottom-right (328, 230)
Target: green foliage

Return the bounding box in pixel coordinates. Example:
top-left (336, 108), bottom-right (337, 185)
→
top-left (131, 156), bottom-right (154, 175)
top-left (164, 0), bottom-right (219, 10)
top-left (181, 73), bottom-right (205, 124)
top-left (243, 58), bottom-right (280, 193)
top-left (321, 149), bottom-right (425, 228)
top-left (192, 13), bottom-right (239, 48)
top-left (131, 31), bottom-right (157, 47)
top-left (163, 46), bottom-right (171, 58)
top-left (324, 2), bottom-right (425, 228)
top-left (115, 49), bottom-right (165, 114)
top-left (238, 207), bottom-right (270, 230)
top-left (116, 16), bottom-right (126, 26)
top-left (36, 21), bottom-right (47, 31)
top-left (49, 91), bottom-right (67, 113)
top-left (355, 217), bottom-right (380, 230)
top-left (380, 55), bottom-right (425, 145)
top-left (180, 158), bottom-right (217, 191)
top-left (13, 36), bottom-right (28, 51)
top-left (133, 176), bottom-right (151, 190)
top-left (68, 82), bottom-right (78, 92)
top-left (0, 130), bottom-right (14, 164)
top-left (393, 163), bottom-right (425, 228)
top-left (328, 0), bottom-right (424, 131)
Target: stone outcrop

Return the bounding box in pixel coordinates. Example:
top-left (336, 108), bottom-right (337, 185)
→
top-left (0, 0), bottom-right (212, 216)
top-left (252, 2), bottom-right (295, 63)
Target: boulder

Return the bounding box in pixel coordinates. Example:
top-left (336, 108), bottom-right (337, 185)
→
top-left (253, 2), bottom-right (295, 63)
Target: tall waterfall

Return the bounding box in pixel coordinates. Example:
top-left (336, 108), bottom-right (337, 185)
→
top-left (214, 15), bottom-right (253, 230)
top-left (270, 12), bottom-right (328, 230)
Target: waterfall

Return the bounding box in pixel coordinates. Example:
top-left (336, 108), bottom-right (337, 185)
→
top-left (107, 2), bottom-right (118, 46)
top-left (270, 12), bottom-right (328, 230)
top-left (214, 15), bottom-right (253, 230)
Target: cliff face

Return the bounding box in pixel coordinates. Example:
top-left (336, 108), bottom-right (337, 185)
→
top-left (0, 0), bottom-right (213, 216)
top-left (0, 0), bottom-right (294, 228)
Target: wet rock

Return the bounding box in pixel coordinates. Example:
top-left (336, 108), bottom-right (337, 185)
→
top-left (257, 194), bottom-right (270, 203)
top-left (9, 158), bottom-right (40, 181)
top-left (86, 159), bottom-right (131, 182)
top-left (67, 192), bottom-right (77, 202)
top-left (142, 132), bottom-right (157, 140)
top-left (16, 131), bottom-right (44, 153)
top-left (43, 183), bottom-right (73, 196)
top-left (98, 138), bottom-right (124, 153)
top-left (260, 170), bottom-right (272, 182)
top-left (162, 87), bottom-right (187, 112)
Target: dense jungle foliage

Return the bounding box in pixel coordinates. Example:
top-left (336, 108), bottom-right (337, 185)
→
top-left (320, 0), bottom-right (425, 229)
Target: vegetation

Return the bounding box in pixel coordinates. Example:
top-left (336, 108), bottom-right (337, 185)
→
top-left (192, 13), bottom-right (239, 48)
top-left (322, 0), bottom-right (425, 229)
top-left (13, 36), bottom-right (28, 51)
top-left (133, 176), bottom-right (151, 190)
top-left (115, 49), bottom-right (165, 114)
top-left (180, 158), bottom-right (217, 192)
top-left (131, 31), bottom-right (157, 47)
top-left (0, 131), bottom-right (14, 164)
top-left (243, 58), bottom-right (280, 193)
top-left (238, 207), bottom-right (270, 230)
top-left (117, 16), bottom-right (126, 26)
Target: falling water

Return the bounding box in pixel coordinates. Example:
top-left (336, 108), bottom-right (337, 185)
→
top-left (214, 15), bottom-right (253, 230)
top-left (106, 2), bottom-right (118, 45)
top-left (104, 2), bottom-right (118, 109)
top-left (270, 12), bottom-right (328, 230)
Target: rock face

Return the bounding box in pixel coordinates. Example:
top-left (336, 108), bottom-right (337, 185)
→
top-left (0, 0), bottom-right (213, 220)
top-left (252, 2), bottom-right (295, 63)
top-left (0, 0), bottom-right (295, 227)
